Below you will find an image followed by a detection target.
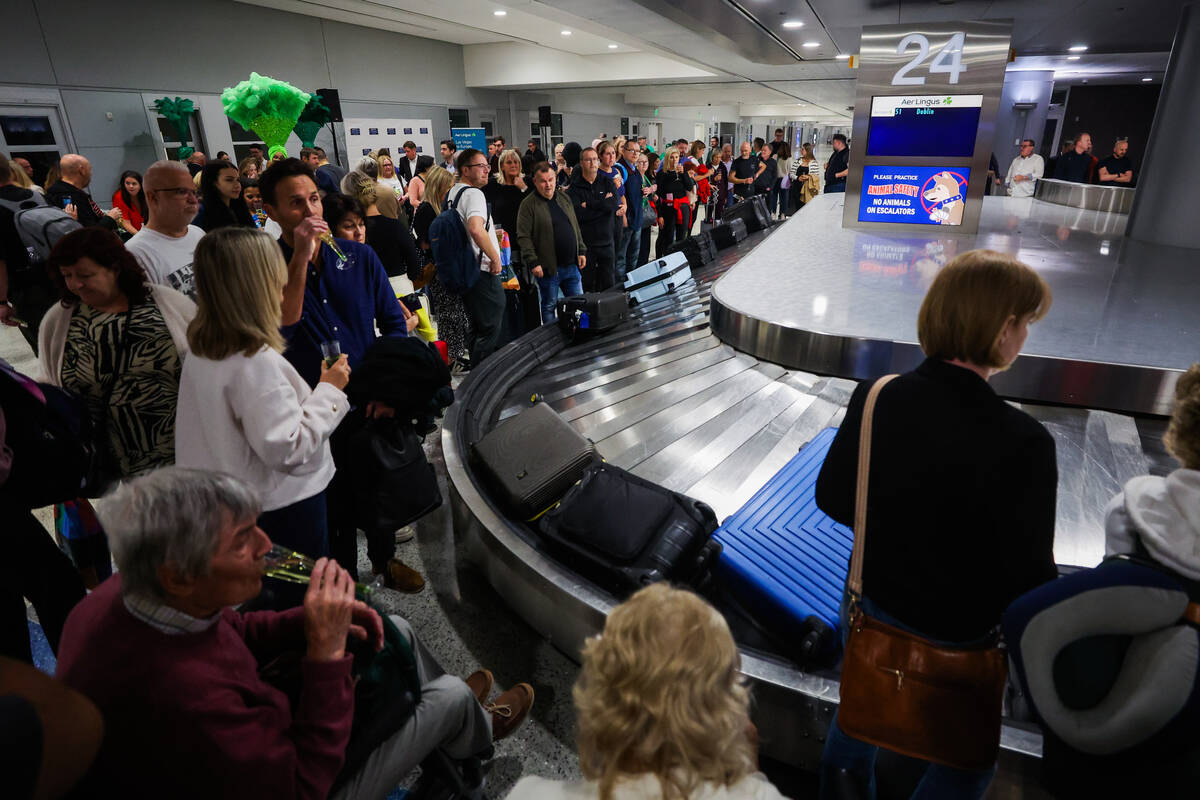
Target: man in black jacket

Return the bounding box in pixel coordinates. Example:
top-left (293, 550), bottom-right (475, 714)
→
top-left (567, 147), bottom-right (619, 292)
top-left (521, 139), bottom-right (546, 177)
top-left (397, 141), bottom-right (434, 187)
top-left (44, 155), bottom-right (122, 231)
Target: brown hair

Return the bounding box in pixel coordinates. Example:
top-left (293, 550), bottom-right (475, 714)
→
top-left (47, 228), bottom-right (149, 307)
top-left (917, 250), bottom-right (1052, 368)
top-left (1165, 364), bottom-right (1200, 469)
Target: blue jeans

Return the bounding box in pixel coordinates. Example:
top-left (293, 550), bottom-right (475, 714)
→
top-left (766, 177), bottom-right (783, 214)
top-left (826, 183), bottom-right (846, 194)
top-left (258, 490), bottom-right (329, 608)
top-left (618, 223), bottom-right (639, 280)
top-left (537, 264), bottom-right (583, 324)
top-left (819, 590), bottom-right (997, 800)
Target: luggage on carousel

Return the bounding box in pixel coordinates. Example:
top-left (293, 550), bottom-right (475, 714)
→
top-left (622, 251), bottom-right (694, 306)
top-left (556, 292), bottom-right (629, 340)
top-left (471, 402), bottom-right (598, 519)
top-left (714, 427), bottom-right (851, 667)
top-left (666, 230), bottom-right (717, 268)
top-left (724, 194), bottom-right (772, 233)
top-left (710, 218), bottom-right (748, 249)
top-left (538, 462), bottom-right (721, 597)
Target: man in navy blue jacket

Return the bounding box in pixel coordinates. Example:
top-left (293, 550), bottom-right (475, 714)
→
top-left (261, 158), bottom-right (423, 592)
top-left (616, 139), bottom-right (644, 281)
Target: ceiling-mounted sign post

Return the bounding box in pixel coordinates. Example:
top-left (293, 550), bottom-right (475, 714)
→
top-left (842, 20), bottom-right (1012, 235)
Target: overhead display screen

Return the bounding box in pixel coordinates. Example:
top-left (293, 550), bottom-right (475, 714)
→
top-left (857, 166), bottom-right (971, 226)
top-left (866, 95), bottom-right (983, 158)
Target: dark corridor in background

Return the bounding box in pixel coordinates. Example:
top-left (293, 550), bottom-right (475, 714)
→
top-left (1061, 84), bottom-right (1162, 172)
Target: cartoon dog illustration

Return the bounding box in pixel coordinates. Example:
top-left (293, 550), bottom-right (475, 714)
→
top-left (922, 172), bottom-right (965, 225)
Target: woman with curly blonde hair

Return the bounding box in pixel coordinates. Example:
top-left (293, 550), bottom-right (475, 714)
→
top-left (1105, 363), bottom-right (1200, 578)
top-left (507, 584), bottom-right (782, 800)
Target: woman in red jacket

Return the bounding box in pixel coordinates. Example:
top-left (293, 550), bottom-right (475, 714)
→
top-left (111, 170), bottom-right (147, 236)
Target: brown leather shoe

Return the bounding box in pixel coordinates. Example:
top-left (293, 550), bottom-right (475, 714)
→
top-left (487, 683), bottom-right (534, 741)
top-left (465, 669), bottom-right (493, 705)
top-left (379, 558), bottom-right (425, 593)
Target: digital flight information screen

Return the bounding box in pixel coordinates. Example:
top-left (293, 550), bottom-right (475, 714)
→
top-left (857, 166), bottom-right (972, 226)
top-left (866, 95), bottom-right (983, 158)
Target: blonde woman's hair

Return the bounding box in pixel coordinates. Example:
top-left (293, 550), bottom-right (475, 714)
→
top-left (574, 584), bottom-right (756, 800)
top-left (661, 149), bottom-right (680, 172)
top-left (494, 149), bottom-right (523, 186)
top-left (917, 249), bottom-right (1052, 369)
top-left (7, 162), bottom-right (32, 189)
top-left (187, 228), bottom-right (287, 360)
top-left (1165, 364), bottom-right (1200, 469)
top-left (342, 170), bottom-right (379, 208)
top-left (423, 165), bottom-right (454, 214)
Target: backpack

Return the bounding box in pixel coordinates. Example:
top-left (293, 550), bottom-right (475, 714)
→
top-left (428, 186), bottom-right (483, 296)
top-left (0, 193), bottom-right (82, 265)
top-left (0, 360), bottom-right (103, 507)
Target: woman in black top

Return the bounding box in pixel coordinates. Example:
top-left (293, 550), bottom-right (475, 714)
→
top-left (192, 161), bottom-right (253, 232)
top-left (485, 149), bottom-right (540, 333)
top-left (814, 250), bottom-right (1057, 799)
top-left (654, 150), bottom-right (695, 258)
top-left (340, 174), bottom-right (421, 291)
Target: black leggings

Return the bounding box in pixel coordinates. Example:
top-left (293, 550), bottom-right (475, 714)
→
top-left (656, 204), bottom-right (693, 258)
top-left (0, 496), bottom-right (86, 663)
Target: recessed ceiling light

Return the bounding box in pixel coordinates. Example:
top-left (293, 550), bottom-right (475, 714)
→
top-left (802, 41), bottom-right (820, 48)
top-left (1142, 76), bottom-right (1153, 82)
top-left (782, 20), bottom-right (804, 28)
top-left (1067, 55), bottom-right (1081, 60)
top-left (607, 43), bottom-right (618, 49)
top-left (561, 30), bottom-right (571, 35)
top-left (1068, 44), bottom-right (1088, 52)
top-left (493, 9), bottom-right (506, 15)
top-left (835, 53), bottom-right (851, 60)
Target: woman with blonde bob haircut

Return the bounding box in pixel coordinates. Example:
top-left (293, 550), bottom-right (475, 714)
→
top-left (174, 228), bottom-right (351, 562)
top-left (508, 584), bottom-right (784, 800)
top-left (814, 249), bottom-right (1058, 799)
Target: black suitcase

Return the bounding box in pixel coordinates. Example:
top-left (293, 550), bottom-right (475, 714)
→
top-left (666, 230), bottom-right (717, 268)
top-left (725, 194), bottom-right (771, 233)
top-left (556, 292), bottom-right (628, 339)
top-left (537, 462), bottom-right (722, 597)
top-left (471, 403), bottom-right (598, 519)
top-left (710, 218), bottom-right (748, 249)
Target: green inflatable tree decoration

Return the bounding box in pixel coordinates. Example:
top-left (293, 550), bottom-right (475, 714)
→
top-left (221, 73), bottom-right (310, 156)
top-left (152, 96), bottom-right (197, 160)
top-left (293, 93), bottom-right (333, 148)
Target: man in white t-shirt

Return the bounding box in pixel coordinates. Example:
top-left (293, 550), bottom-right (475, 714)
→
top-left (448, 148), bottom-right (506, 365)
top-left (125, 161), bottom-right (204, 300)
top-left (1006, 139), bottom-right (1045, 198)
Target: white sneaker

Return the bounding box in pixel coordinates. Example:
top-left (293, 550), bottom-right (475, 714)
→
top-left (395, 525), bottom-right (415, 544)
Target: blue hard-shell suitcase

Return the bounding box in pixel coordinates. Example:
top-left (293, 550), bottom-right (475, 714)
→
top-left (714, 427), bottom-right (852, 666)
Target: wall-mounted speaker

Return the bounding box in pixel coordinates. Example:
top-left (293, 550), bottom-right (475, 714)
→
top-left (316, 88), bottom-right (343, 122)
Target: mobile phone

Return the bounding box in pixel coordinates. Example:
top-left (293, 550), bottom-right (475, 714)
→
top-left (399, 293), bottom-right (423, 314)
top-left (62, 198), bottom-right (72, 209)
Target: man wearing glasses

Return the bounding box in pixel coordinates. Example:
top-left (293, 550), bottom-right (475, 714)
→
top-left (615, 139), bottom-right (643, 280)
top-left (125, 160), bottom-right (205, 299)
top-left (1005, 139), bottom-right (1044, 198)
top-left (449, 149), bottom-right (506, 365)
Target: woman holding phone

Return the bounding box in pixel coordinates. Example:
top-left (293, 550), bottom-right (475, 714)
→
top-left (174, 227), bottom-right (350, 564)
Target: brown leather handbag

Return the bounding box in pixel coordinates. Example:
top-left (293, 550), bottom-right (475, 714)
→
top-left (836, 375), bottom-right (1009, 771)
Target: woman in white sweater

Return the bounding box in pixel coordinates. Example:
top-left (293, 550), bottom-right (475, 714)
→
top-left (174, 227), bottom-right (350, 560)
top-left (507, 584), bottom-right (784, 800)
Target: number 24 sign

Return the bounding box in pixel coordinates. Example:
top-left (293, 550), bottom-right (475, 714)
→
top-left (892, 32), bottom-right (966, 86)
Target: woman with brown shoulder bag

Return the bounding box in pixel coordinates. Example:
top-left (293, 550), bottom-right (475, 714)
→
top-left (814, 249), bottom-right (1059, 799)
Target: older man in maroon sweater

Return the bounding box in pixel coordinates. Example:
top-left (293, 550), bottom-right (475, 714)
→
top-left (56, 468), bottom-right (533, 799)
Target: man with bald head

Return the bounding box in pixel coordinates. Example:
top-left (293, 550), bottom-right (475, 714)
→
top-left (45, 154), bottom-right (122, 230)
top-left (124, 160), bottom-right (204, 299)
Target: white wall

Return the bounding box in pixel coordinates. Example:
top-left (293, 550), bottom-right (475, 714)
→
top-left (995, 71), bottom-right (1055, 179)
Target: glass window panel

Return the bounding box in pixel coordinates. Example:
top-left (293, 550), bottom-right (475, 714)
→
top-left (9, 150), bottom-right (60, 186)
top-left (449, 108), bottom-right (470, 128)
top-left (0, 116), bottom-right (56, 146)
top-left (228, 118), bottom-right (259, 143)
top-left (550, 113), bottom-right (563, 137)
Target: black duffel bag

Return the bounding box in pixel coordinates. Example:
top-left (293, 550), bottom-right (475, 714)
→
top-left (537, 462), bottom-right (721, 597)
top-left (334, 415), bottom-right (442, 533)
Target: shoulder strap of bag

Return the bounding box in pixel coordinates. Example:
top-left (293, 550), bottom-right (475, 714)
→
top-left (847, 373), bottom-right (899, 599)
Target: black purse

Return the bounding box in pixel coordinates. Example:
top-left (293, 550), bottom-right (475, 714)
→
top-left (336, 415), bottom-right (442, 533)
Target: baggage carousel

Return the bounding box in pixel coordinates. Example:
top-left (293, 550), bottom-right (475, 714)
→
top-left (442, 216), bottom-right (1173, 784)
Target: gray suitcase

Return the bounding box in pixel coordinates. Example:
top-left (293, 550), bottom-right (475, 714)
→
top-left (471, 403), bottom-right (598, 519)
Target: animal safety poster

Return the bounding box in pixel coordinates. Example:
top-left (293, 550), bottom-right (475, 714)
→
top-left (857, 166), bottom-right (971, 226)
